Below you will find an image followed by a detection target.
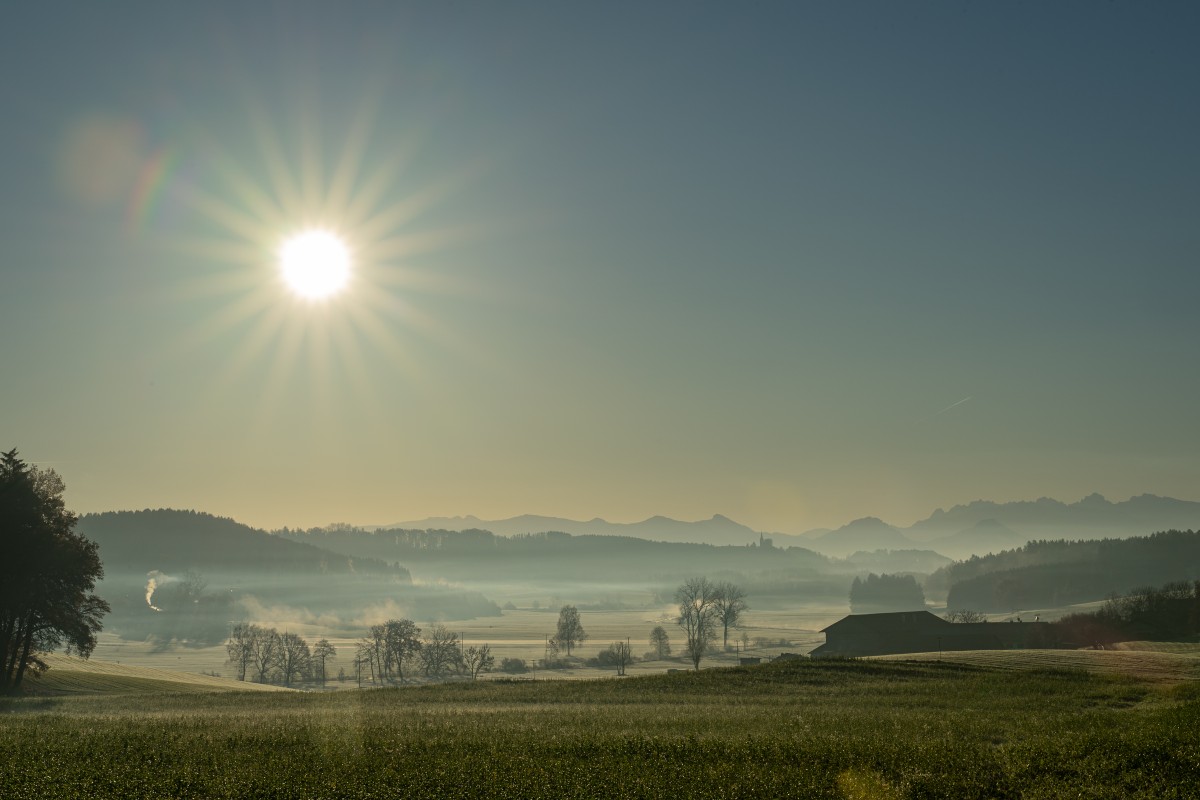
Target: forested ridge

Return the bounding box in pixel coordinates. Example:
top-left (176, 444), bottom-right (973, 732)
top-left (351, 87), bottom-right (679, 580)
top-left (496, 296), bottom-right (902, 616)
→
top-left (81, 510), bottom-right (406, 579)
top-left (933, 530), bottom-right (1200, 611)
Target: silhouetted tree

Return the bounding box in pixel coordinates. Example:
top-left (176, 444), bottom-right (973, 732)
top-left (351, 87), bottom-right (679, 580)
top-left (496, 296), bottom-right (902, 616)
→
top-left (420, 624), bottom-right (462, 678)
top-left (249, 625), bottom-right (280, 683)
top-left (382, 618), bottom-right (421, 683)
top-left (225, 622), bottom-right (255, 681)
top-left (276, 632), bottom-right (310, 687)
top-left (554, 605), bottom-right (587, 656)
top-left (649, 626), bottom-right (671, 659)
top-left (675, 577), bottom-right (719, 670)
top-left (712, 582), bottom-right (749, 648)
top-left (607, 640), bottom-right (633, 676)
top-left (944, 610), bottom-right (986, 623)
top-left (1, 451), bottom-right (109, 694)
top-left (353, 641), bottom-right (375, 687)
top-left (366, 623), bottom-right (388, 682)
top-left (462, 644), bottom-right (494, 679)
top-left (312, 639), bottom-right (336, 687)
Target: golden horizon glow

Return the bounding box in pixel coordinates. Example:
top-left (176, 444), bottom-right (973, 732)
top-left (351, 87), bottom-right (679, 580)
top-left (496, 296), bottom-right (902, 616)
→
top-left (279, 229), bottom-right (351, 299)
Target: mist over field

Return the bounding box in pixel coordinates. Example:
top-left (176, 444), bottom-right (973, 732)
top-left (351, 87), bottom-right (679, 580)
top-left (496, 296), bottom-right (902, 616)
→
top-left (58, 492), bottom-right (1198, 678)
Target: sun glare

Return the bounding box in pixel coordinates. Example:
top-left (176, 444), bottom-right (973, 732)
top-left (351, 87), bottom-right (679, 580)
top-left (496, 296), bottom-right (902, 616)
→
top-left (279, 229), bottom-right (351, 299)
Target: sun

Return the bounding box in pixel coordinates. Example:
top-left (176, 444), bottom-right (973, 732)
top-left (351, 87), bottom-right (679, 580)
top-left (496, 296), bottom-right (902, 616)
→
top-left (279, 229), bottom-right (351, 299)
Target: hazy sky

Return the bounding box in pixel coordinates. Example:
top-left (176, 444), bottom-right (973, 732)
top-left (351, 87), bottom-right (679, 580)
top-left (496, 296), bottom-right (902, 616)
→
top-left (3, 3), bottom-right (1197, 533)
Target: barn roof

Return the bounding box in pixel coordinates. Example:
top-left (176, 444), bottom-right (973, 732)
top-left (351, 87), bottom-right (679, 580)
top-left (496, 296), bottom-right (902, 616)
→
top-left (820, 610), bottom-right (950, 634)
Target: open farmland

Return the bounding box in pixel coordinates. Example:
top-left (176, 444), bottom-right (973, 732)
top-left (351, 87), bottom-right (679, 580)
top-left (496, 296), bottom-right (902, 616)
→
top-left (2, 656), bottom-right (1198, 798)
top-left (19, 654), bottom-right (292, 695)
top-left (82, 606), bottom-right (835, 679)
top-left (873, 647), bottom-right (1200, 685)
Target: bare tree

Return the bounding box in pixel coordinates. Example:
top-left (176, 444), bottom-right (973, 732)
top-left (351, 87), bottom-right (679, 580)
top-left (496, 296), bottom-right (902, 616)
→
top-left (383, 619), bottom-right (422, 683)
top-left (249, 626), bottom-right (280, 684)
top-left (353, 641), bottom-right (374, 687)
top-left (649, 626), bottom-right (671, 660)
top-left (945, 609), bottom-right (986, 623)
top-left (225, 622), bottom-right (255, 681)
top-left (712, 582), bottom-right (749, 648)
top-left (462, 644), bottom-right (495, 680)
top-left (420, 624), bottom-right (463, 678)
top-left (276, 632), bottom-right (311, 687)
top-left (675, 577), bottom-right (719, 670)
top-left (609, 640), bottom-right (633, 676)
top-left (312, 639), bottom-right (336, 687)
top-left (555, 605), bottom-right (587, 656)
top-left (367, 624), bottom-right (388, 682)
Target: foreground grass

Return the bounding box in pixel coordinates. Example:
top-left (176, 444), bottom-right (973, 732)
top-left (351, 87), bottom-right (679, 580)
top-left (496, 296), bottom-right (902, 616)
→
top-left (2, 658), bottom-right (1198, 799)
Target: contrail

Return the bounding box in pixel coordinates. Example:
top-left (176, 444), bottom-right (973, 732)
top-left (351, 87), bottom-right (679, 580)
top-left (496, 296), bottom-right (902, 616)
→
top-left (917, 396), bottom-right (972, 424)
top-left (934, 396), bottom-right (972, 416)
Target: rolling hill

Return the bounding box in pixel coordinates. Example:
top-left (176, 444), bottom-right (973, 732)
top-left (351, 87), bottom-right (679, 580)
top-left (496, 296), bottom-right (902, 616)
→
top-left (79, 509), bottom-right (405, 578)
top-left (21, 654), bottom-right (291, 695)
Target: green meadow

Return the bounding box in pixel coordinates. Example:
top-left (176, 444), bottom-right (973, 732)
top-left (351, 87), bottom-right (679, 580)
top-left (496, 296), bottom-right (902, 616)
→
top-left (3, 655), bottom-right (1198, 799)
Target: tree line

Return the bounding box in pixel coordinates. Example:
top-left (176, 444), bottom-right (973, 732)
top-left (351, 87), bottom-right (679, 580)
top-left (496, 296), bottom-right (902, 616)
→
top-left (225, 623), bottom-right (338, 687)
top-left (934, 530), bottom-right (1200, 611)
top-left (1056, 581), bottom-right (1200, 648)
top-left (353, 620), bottom-right (494, 684)
top-left (545, 580), bottom-right (748, 674)
top-left (849, 573), bottom-right (926, 613)
top-left (227, 578), bottom-right (751, 687)
top-left (225, 620), bottom-right (497, 687)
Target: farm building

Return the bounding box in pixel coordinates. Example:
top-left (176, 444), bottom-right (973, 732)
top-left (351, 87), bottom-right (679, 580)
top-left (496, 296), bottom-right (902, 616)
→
top-left (810, 610), bottom-right (1060, 658)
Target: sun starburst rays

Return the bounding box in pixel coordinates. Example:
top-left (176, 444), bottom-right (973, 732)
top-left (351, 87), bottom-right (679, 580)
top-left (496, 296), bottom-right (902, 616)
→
top-left (160, 82), bottom-right (483, 428)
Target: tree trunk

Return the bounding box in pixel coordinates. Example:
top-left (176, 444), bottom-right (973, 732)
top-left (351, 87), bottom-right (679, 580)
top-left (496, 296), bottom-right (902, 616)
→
top-left (12, 625), bottom-right (35, 691)
top-left (0, 615), bottom-right (14, 688)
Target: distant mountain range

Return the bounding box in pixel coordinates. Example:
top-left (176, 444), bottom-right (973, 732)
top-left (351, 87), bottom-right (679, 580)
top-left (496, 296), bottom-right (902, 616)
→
top-left (376, 513), bottom-right (766, 547)
top-left (382, 494), bottom-right (1200, 559)
top-left (905, 493), bottom-right (1200, 542)
top-left (806, 517), bottom-right (910, 557)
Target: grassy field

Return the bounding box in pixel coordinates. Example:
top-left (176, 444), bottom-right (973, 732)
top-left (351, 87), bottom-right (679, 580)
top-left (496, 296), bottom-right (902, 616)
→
top-left (2, 653), bottom-right (1198, 799)
top-left (873, 646), bottom-right (1200, 684)
top-left (19, 654), bottom-right (292, 695)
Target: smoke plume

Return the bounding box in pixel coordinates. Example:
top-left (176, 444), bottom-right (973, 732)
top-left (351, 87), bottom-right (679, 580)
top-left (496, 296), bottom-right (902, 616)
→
top-left (145, 570), bottom-right (175, 612)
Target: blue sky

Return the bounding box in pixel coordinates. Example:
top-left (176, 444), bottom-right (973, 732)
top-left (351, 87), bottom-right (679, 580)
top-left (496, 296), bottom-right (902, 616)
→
top-left (2, 2), bottom-right (1197, 531)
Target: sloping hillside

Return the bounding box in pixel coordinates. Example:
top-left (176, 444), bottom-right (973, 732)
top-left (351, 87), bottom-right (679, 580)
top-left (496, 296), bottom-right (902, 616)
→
top-left (80, 510), bottom-right (406, 578)
top-left (21, 654), bottom-right (292, 695)
top-left (927, 529), bottom-right (1200, 610)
